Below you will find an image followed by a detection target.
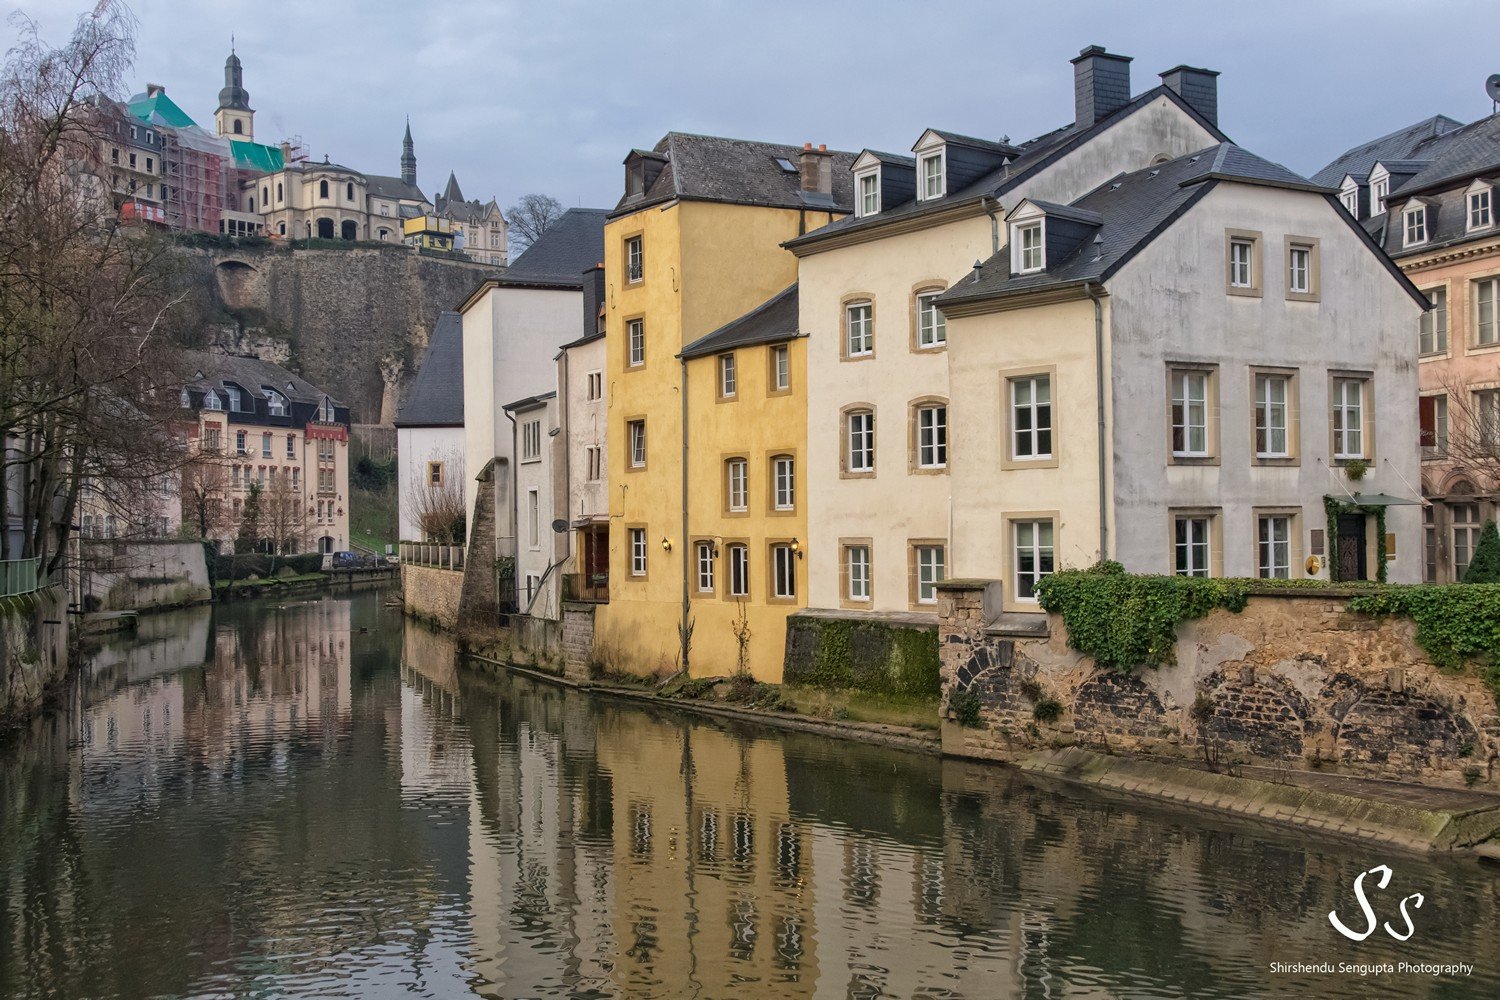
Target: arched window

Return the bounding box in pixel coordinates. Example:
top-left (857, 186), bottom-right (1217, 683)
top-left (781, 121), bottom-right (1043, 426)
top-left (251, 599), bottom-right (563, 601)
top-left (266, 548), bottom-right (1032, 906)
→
top-left (319, 179), bottom-right (329, 199)
top-left (232, 119), bottom-right (243, 135)
top-left (247, 197), bottom-right (254, 212)
top-left (277, 222), bottom-right (286, 236)
top-left (346, 181), bottom-right (354, 201)
top-left (262, 186), bottom-right (269, 204)
top-left (276, 182), bottom-right (283, 202)
top-left (843, 406), bottom-right (875, 474)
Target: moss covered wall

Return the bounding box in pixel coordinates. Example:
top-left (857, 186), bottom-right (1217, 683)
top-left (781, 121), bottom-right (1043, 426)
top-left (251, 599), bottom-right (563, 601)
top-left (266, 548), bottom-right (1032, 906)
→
top-left (1, 586), bottom-right (68, 728)
top-left (783, 612), bottom-right (939, 696)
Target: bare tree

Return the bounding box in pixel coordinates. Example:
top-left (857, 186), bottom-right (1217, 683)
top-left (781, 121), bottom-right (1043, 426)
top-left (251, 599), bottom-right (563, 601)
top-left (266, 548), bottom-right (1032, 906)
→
top-left (0, 1), bottom-right (191, 579)
top-left (1429, 368), bottom-right (1500, 491)
top-left (505, 193), bottom-right (563, 253)
top-left (403, 450), bottom-right (465, 543)
top-left (260, 470), bottom-right (308, 558)
top-left (181, 450), bottom-right (232, 542)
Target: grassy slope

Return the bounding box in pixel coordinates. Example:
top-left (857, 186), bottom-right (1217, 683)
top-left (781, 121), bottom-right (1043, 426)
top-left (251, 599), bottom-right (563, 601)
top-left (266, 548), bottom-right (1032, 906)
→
top-left (349, 482), bottom-right (397, 553)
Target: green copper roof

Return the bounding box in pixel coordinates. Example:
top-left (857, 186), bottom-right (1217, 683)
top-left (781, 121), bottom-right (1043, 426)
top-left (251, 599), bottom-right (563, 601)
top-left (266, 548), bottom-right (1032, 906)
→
top-left (126, 89), bottom-right (197, 129)
top-left (230, 140), bottom-right (284, 173)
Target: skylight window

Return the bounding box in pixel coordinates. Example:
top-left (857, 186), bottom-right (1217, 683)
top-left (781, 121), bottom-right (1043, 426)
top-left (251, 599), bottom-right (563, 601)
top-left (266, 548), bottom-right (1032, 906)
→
top-left (774, 157), bottom-right (797, 173)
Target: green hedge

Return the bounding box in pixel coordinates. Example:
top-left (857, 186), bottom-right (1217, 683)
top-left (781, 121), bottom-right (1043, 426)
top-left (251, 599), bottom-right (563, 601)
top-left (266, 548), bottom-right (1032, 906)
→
top-left (1347, 584), bottom-right (1500, 699)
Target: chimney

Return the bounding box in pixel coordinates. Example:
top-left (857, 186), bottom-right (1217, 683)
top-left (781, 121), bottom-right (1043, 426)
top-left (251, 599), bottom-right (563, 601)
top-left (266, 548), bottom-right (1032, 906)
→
top-left (146, 82), bottom-right (164, 97)
top-left (1159, 65), bottom-right (1221, 128)
top-left (799, 142), bottom-right (834, 196)
top-left (1071, 46), bottom-right (1133, 126)
top-left (279, 140), bottom-right (292, 162)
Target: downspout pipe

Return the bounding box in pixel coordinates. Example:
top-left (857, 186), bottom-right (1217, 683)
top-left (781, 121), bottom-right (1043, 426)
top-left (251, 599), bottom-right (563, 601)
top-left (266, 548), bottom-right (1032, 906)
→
top-left (1087, 282), bottom-right (1109, 562)
top-left (679, 357), bottom-right (691, 674)
top-left (982, 195), bottom-right (1002, 255)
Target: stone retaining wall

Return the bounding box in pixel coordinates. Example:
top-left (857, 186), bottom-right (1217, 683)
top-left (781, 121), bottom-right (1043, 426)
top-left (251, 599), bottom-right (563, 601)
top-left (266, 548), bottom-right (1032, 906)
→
top-left (783, 609), bottom-right (940, 696)
top-left (938, 580), bottom-right (1500, 790)
top-left (1, 586), bottom-right (69, 728)
top-left (402, 563), bottom-right (464, 630)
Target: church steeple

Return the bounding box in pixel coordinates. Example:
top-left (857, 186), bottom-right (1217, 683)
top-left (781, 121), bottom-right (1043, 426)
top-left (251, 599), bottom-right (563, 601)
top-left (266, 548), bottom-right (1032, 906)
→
top-left (214, 43), bottom-right (254, 140)
top-left (401, 117), bottom-right (416, 187)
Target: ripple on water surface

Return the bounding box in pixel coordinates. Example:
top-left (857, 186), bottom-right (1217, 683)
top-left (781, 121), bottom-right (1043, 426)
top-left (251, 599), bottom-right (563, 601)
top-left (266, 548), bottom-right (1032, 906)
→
top-left (1, 592), bottom-right (1496, 999)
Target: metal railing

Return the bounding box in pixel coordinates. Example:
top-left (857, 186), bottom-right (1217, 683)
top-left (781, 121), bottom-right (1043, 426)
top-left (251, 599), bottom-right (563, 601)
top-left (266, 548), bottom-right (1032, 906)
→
top-left (0, 556), bottom-right (43, 598)
top-left (561, 572), bottom-right (609, 603)
top-left (398, 542), bottom-right (466, 571)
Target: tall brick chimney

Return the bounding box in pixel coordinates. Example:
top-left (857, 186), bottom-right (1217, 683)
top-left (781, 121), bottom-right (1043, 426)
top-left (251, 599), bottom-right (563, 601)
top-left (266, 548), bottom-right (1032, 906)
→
top-left (1159, 65), bottom-right (1221, 128)
top-left (1071, 46), bottom-right (1133, 126)
top-left (799, 142), bottom-right (834, 196)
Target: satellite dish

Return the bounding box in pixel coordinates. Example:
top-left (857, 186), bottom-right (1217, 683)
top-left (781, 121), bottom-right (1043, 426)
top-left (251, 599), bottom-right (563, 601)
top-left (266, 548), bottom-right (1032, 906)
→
top-left (551, 518), bottom-right (569, 534)
top-left (1487, 74), bottom-right (1500, 104)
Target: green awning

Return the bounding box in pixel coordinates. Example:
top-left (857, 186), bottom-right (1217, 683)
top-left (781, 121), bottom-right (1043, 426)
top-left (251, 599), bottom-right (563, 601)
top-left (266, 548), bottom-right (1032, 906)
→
top-left (1326, 492), bottom-right (1422, 506)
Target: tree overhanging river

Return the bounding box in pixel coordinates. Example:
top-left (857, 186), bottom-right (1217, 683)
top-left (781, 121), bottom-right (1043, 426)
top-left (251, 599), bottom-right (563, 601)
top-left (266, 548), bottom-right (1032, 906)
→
top-left (1, 589), bottom-right (1496, 998)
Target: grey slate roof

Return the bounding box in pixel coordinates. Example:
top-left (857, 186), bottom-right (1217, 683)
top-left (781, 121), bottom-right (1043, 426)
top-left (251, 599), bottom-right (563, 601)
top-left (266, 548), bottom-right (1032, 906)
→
top-left (865, 150), bottom-right (916, 167)
top-left (183, 350), bottom-right (342, 407)
top-left (939, 144), bottom-right (1324, 307)
top-left (924, 130), bottom-right (1023, 157)
top-left (395, 311), bottom-right (463, 427)
top-left (1369, 114), bottom-right (1500, 259)
top-left (1385, 113), bottom-right (1500, 197)
top-left (503, 208), bottom-right (609, 285)
top-left (786, 85), bottom-right (1229, 252)
top-left (612, 133), bottom-right (857, 217)
top-left (1311, 114), bottom-right (1465, 186)
top-left (365, 173), bottom-right (427, 203)
top-left (680, 285), bottom-right (798, 360)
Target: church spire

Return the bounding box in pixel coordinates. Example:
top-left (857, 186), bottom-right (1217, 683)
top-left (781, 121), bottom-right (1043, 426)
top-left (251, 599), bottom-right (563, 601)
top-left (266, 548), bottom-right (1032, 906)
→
top-left (401, 117), bottom-right (417, 187)
top-left (215, 44), bottom-right (254, 140)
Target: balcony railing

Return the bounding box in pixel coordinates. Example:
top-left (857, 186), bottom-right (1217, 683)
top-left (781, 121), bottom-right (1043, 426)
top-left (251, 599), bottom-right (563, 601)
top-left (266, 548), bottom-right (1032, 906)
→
top-left (562, 572), bottom-right (608, 603)
top-left (399, 542), bottom-right (465, 571)
top-left (0, 556), bottom-right (43, 598)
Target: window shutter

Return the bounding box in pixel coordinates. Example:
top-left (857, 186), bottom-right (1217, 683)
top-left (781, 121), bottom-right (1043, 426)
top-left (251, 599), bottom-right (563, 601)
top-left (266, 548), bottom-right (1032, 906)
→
top-left (1419, 396), bottom-right (1436, 448)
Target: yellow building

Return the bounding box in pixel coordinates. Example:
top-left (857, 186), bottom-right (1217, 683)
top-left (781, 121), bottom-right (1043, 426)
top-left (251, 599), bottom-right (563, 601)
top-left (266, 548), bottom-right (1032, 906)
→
top-left (594, 134), bottom-right (853, 681)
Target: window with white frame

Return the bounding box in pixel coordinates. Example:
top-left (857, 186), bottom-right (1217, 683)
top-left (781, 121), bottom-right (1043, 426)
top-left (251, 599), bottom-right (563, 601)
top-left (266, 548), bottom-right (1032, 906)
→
top-left (528, 489), bottom-right (540, 547)
top-left (226, 385), bottom-right (243, 411)
top-left (617, 422), bottom-right (644, 474)
top-left (586, 371), bottom-right (603, 400)
top-left (261, 432), bottom-right (272, 458)
top-left (1477, 389), bottom-right (1500, 447)
top-left (696, 541), bottom-right (715, 593)
top-left (1404, 206), bottom-right (1427, 247)
top-left (1254, 374), bottom-right (1290, 457)
top-left (845, 301), bottom-right (873, 357)
top-left (771, 544), bottom-right (796, 599)
top-left (1469, 187), bottom-right (1493, 231)
top-left (915, 544), bottom-right (945, 604)
top-left (726, 458), bottom-right (748, 512)
top-left (1015, 222), bottom-right (1044, 273)
top-left (1371, 176), bottom-right (1389, 212)
top-left (1228, 238), bottom-right (1254, 288)
top-left (586, 445), bottom-right (603, 481)
top-left (522, 419), bottom-right (542, 460)
top-left (1332, 378), bottom-right (1366, 459)
top-left (1174, 515), bottom-right (1212, 577)
top-left (1454, 503), bottom-right (1481, 579)
top-left (1010, 375), bottom-right (1052, 460)
top-left (719, 353), bottom-right (737, 398)
top-left (235, 430), bottom-right (247, 454)
top-left (770, 344), bottom-right (790, 391)
top-left (1013, 519), bottom-right (1054, 601)
top-left (319, 397), bottom-right (336, 422)
top-left (1288, 244), bottom-right (1312, 294)
top-left (629, 528), bottom-right (647, 576)
top-left (204, 391), bottom-right (222, 411)
top-left (286, 434), bottom-right (295, 458)
top-left (1340, 189), bottom-right (1359, 216)
top-left (625, 236), bottom-right (643, 283)
top-left (265, 390), bottom-right (287, 416)
top-left (919, 150), bottom-right (944, 200)
top-left (846, 409), bottom-right (874, 473)
top-left (1477, 277), bottom-right (1498, 346)
top-left (1258, 515), bottom-right (1292, 579)
top-left (916, 404), bottom-right (947, 469)
top-left (857, 170), bottom-right (879, 217)
top-left (916, 290), bottom-right (946, 348)
top-left (772, 455), bottom-right (795, 510)
top-left (1420, 287), bottom-right (1448, 354)
top-left (627, 318), bottom-right (645, 366)
top-left (1170, 370), bottom-right (1210, 456)
top-left (846, 544), bottom-right (871, 602)
top-left (728, 544), bottom-right (749, 597)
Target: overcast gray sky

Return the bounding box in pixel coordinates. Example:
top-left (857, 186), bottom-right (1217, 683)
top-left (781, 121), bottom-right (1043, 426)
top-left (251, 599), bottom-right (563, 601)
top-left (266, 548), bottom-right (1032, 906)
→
top-left (15, 0), bottom-right (1500, 210)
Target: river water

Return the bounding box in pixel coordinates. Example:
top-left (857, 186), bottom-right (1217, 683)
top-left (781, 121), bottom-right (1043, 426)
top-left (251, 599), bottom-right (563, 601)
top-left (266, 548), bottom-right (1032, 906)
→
top-left (1, 590), bottom-right (1497, 999)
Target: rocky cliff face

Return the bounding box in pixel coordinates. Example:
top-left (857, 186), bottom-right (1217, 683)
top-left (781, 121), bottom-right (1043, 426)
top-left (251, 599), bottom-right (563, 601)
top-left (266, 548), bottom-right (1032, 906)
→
top-left (188, 244), bottom-right (492, 424)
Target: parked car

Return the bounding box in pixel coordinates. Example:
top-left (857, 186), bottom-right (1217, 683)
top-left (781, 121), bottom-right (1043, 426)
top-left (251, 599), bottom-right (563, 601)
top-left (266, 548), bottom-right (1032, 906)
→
top-left (330, 551), bottom-right (364, 570)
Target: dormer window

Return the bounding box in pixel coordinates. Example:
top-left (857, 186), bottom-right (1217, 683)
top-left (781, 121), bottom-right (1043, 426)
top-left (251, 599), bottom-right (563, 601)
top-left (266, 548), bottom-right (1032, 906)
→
top-left (204, 391), bottom-right (222, 411)
top-left (1371, 176), bottom-right (1389, 213)
top-left (319, 397), bottom-right (336, 422)
top-left (179, 388), bottom-right (191, 408)
top-left (1404, 205), bottom-right (1428, 247)
top-left (265, 389), bottom-right (287, 417)
top-left (225, 385), bottom-right (242, 411)
top-left (1468, 183), bottom-right (1493, 231)
top-left (856, 169), bottom-right (879, 218)
top-left (1341, 190), bottom-right (1358, 215)
top-left (1013, 221), bottom-right (1044, 274)
top-left (919, 150), bottom-right (945, 200)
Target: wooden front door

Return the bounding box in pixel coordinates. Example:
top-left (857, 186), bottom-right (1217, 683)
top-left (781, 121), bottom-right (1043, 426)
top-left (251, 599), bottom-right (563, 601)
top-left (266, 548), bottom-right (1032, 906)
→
top-left (1337, 513), bottom-right (1368, 581)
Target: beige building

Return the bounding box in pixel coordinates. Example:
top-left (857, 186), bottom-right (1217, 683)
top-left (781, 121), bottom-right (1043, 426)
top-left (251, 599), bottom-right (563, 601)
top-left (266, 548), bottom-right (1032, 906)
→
top-left (557, 266), bottom-right (609, 601)
top-left (179, 352), bottom-right (352, 555)
top-left (787, 49), bottom-right (1225, 615)
top-left (1316, 112), bottom-right (1500, 580)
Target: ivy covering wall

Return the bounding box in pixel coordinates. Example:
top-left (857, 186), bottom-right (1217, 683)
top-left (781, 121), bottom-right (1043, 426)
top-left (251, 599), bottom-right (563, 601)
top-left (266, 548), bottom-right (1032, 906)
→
top-left (783, 615), bottom-right (940, 696)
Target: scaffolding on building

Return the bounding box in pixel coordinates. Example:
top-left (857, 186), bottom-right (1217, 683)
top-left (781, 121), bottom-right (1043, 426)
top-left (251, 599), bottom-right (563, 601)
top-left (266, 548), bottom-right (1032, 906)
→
top-left (161, 124), bottom-right (231, 234)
